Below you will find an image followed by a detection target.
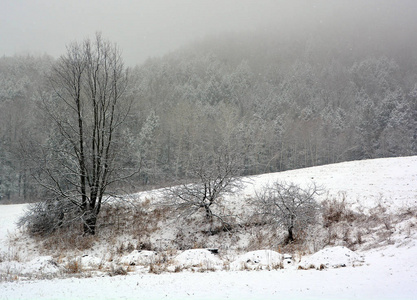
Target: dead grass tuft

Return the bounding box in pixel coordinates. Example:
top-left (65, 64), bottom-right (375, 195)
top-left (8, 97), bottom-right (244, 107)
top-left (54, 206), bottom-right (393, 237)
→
top-left (65, 259), bottom-right (82, 274)
top-left (109, 265), bottom-right (128, 276)
top-left (149, 263), bottom-right (166, 274)
top-left (322, 196), bottom-right (360, 227)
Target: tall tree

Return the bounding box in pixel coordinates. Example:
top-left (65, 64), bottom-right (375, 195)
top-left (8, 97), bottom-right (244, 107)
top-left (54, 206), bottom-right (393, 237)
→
top-left (41, 33), bottom-right (131, 235)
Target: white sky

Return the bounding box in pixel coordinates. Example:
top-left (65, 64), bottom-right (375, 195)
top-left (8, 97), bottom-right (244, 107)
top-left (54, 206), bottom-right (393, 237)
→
top-left (1, 0), bottom-right (294, 66)
top-left (1, 0), bottom-right (416, 66)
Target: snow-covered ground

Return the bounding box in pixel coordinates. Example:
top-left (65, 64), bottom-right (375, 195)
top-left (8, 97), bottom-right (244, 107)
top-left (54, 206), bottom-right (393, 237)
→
top-left (242, 156), bottom-right (417, 211)
top-left (0, 204), bottom-right (27, 255)
top-left (1, 156), bottom-right (417, 299)
top-left (1, 244), bottom-right (416, 300)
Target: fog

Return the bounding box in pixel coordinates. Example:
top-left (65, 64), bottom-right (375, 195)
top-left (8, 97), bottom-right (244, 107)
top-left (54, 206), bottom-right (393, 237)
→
top-left (1, 0), bottom-right (417, 66)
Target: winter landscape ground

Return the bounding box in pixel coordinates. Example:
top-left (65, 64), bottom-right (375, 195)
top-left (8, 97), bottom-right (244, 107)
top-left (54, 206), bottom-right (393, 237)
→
top-left (1, 156), bottom-right (417, 299)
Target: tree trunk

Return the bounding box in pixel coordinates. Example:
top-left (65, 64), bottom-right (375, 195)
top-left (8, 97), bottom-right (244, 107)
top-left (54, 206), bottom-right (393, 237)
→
top-left (204, 204), bottom-right (213, 221)
top-left (287, 213), bottom-right (295, 243)
top-left (83, 212), bottom-right (97, 235)
top-left (287, 225), bottom-right (294, 243)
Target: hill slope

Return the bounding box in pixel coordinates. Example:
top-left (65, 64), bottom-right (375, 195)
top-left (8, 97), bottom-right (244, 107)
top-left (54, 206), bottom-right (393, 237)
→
top-left (243, 156), bottom-right (417, 210)
top-left (1, 156), bottom-right (417, 299)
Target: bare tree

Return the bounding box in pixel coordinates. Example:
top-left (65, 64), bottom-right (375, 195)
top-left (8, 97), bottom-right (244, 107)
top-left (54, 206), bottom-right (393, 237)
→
top-left (164, 146), bottom-right (243, 224)
top-left (254, 181), bottom-right (321, 243)
top-left (38, 33), bottom-right (132, 235)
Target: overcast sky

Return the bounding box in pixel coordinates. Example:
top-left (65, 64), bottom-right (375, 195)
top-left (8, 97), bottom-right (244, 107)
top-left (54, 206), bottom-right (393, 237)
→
top-left (1, 0), bottom-right (416, 66)
top-left (1, 0), bottom-right (288, 66)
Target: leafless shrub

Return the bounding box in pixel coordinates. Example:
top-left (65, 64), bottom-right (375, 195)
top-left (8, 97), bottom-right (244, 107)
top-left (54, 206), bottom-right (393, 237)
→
top-left (17, 198), bottom-right (81, 237)
top-left (18, 199), bottom-right (163, 253)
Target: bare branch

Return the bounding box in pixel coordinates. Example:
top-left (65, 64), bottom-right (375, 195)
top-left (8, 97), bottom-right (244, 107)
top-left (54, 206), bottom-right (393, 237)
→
top-left (253, 180), bottom-right (323, 243)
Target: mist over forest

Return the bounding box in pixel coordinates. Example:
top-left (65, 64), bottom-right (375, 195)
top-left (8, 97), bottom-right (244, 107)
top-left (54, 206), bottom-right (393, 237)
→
top-left (1, 1), bottom-right (417, 203)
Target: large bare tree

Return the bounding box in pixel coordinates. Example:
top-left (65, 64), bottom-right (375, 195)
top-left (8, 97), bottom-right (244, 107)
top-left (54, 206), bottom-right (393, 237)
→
top-left (41, 33), bottom-right (131, 235)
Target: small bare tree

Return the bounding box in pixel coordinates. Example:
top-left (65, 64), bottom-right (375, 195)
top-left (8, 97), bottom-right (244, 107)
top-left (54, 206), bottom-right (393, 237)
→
top-left (164, 146), bottom-right (243, 224)
top-left (254, 181), bottom-right (321, 243)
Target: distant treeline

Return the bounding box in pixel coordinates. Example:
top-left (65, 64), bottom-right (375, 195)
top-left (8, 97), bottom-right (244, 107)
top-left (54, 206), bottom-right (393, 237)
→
top-left (1, 24), bottom-right (417, 202)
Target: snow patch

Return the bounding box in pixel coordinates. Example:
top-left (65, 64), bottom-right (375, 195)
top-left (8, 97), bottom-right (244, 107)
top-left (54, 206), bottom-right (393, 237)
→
top-left (230, 250), bottom-right (282, 270)
top-left (0, 256), bottom-right (61, 278)
top-left (299, 246), bottom-right (364, 269)
top-left (79, 255), bottom-right (103, 269)
top-left (119, 250), bottom-right (157, 265)
top-left (174, 249), bottom-right (222, 269)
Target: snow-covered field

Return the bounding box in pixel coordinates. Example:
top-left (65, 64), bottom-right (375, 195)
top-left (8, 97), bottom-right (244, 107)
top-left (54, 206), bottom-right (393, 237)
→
top-left (244, 156), bottom-right (417, 210)
top-left (1, 156), bottom-right (417, 299)
top-left (1, 246), bottom-right (416, 300)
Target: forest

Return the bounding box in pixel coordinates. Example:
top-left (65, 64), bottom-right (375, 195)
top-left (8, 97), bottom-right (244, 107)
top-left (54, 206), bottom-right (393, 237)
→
top-left (1, 14), bottom-right (417, 204)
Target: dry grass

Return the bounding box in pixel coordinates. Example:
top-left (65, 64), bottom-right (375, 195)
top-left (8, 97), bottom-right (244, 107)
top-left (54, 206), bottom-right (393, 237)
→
top-left (319, 197), bottom-right (417, 251)
top-left (21, 201), bottom-right (170, 255)
top-left (321, 196), bottom-right (361, 227)
top-left (40, 229), bottom-right (96, 253)
top-left (65, 258), bottom-right (82, 274)
top-left (99, 202), bottom-right (166, 237)
top-left (11, 191), bottom-right (417, 280)
top-left (148, 263), bottom-right (166, 274)
top-left (108, 265), bottom-right (129, 276)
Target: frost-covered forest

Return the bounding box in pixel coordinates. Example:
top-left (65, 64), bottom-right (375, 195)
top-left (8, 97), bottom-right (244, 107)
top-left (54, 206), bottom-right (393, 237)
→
top-left (1, 12), bottom-right (417, 203)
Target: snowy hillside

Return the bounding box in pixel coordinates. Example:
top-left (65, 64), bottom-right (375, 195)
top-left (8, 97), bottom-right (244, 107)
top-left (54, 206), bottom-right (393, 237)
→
top-left (1, 156), bottom-right (417, 299)
top-left (242, 156), bottom-right (417, 209)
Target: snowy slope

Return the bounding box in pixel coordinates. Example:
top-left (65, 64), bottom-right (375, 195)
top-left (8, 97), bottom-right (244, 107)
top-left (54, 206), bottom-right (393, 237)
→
top-left (1, 156), bottom-right (417, 299)
top-left (241, 156), bottom-right (417, 210)
top-left (0, 204), bottom-right (27, 254)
